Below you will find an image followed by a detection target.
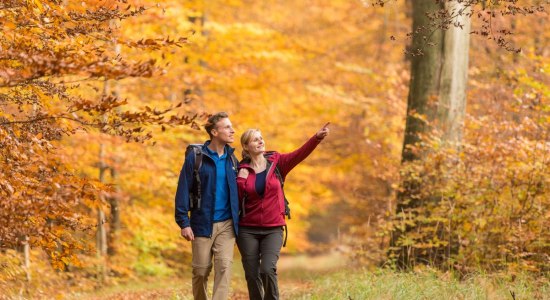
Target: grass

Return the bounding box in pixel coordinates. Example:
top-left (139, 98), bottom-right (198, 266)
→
top-left (6, 251), bottom-right (550, 299)
top-left (287, 268), bottom-right (550, 300)
top-left (74, 265), bottom-right (550, 300)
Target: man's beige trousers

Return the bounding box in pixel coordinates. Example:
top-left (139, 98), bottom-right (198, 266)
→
top-left (191, 219), bottom-right (235, 300)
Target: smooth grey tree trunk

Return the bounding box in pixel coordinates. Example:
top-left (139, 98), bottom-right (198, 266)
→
top-left (107, 43), bottom-right (121, 257)
top-left (392, 0), bottom-right (471, 268)
top-left (97, 82), bottom-right (109, 283)
top-left (108, 160), bottom-right (121, 256)
top-left (437, 0), bottom-right (470, 144)
top-left (402, 0), bottom-right (470, 161)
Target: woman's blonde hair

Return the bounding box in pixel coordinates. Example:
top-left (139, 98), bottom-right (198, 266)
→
top-left (241, 129), bottom-right (261, 160)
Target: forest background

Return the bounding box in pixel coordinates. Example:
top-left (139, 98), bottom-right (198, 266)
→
top-left (0, 0), bottom-right (549, 298)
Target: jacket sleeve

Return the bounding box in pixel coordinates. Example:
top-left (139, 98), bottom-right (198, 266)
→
top-left (277, 134), bottom-right (322, 178)
top-left (174, 152), bottom-right (194, 229)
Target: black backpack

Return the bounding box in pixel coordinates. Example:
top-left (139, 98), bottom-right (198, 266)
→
top-left (186, 144), bottom-right (238, 210)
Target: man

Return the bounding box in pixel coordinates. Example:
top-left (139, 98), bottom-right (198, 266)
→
top-left (175, 112), bottom-right (240, 300)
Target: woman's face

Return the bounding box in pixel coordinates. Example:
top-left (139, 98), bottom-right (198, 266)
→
top-left (245, 131), bottom-right (265, 155)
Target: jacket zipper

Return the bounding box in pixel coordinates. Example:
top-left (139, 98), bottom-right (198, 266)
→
top-left (263, 159), bottom-right (277, 225)
top-left (203, 151), bottom-right (215, 238)
top-left (265, 159), bottom-right (276, 193)
top-left (203, 149), bottom-right (234, 238)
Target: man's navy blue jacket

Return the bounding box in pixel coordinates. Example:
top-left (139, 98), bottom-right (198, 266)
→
top-left (174, 141), bottom-right (239, 237)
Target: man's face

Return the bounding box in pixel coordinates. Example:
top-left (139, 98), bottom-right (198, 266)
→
top-left (211, 118), bottom-right (235, 144)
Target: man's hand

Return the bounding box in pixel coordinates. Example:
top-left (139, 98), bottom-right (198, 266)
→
top-left (181, 227), bottom-right (195, 241)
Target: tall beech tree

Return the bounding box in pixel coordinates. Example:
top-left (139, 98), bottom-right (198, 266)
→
top-left (389, 0), bottom-right (471, 269)
top-left (390, 0), bottom-right (547, 269)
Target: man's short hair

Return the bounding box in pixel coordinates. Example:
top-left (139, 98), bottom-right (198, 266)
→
top-left (205, 112), bottom-right (229, 138)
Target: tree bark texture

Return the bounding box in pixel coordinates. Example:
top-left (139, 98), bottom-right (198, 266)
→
top-left (392, 0), bottom-right (470, 269)
top-left (401, 0), bottom-right (470, 162)
top-left (97, 82), bottom-right (109, 282)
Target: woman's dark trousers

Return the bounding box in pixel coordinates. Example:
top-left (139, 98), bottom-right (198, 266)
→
top-left (237, 226), bottom-right (283, 300)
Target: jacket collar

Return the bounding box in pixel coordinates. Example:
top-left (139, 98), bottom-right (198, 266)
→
top-left (202, 140), bottom-right (235, 159)
top-left (238, 152), bottom-right (275, 169)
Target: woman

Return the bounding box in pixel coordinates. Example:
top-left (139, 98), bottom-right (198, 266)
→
top-left (237, 123), bottom-right (330, 300)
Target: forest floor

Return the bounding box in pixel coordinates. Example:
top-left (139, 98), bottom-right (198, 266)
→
top-left (58, 251), bottom-right (550, 299)
top-left (72, 250), bottom-right (347, 300)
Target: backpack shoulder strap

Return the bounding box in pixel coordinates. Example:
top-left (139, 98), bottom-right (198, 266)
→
top-left (192, 146), bottom-right (203, 172)
top-left (230, 153), bottom-right (238, 172)
top-left (265, 153), bottom-right (291, 221)
top-left (265, 152), bottom-right (284, 187)
top-left (190, 146), bottom-right (203, 210)
top-left (273, 164), bottom-right (284, 187)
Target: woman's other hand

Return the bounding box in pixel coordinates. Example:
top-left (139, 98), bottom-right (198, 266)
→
top-left (238, 168), bottom-right (249, 179)
top-left (316, 122), bottom-right (330, 140)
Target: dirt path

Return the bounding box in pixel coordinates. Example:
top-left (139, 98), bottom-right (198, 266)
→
top-left (77, 251), bottom-right (347, 299)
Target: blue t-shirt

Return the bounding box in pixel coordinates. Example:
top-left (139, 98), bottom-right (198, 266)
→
top-left (205, 146), bottom-right (231, 222)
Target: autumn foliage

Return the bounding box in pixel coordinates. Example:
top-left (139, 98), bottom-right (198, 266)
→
top-left (0, 0), bottom-right (549, 297)
top-left (0, 0), bottom-right (194, 268)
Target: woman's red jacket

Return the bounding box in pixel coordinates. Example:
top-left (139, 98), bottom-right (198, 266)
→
top-left (237, 135), bottom-right (322, 227)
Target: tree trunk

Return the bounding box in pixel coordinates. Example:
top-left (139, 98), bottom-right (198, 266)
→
top-left (23, 235), bottom-right (30, 282)
top-left (107, 43), bottom-right (121, 257)
top-left (107, 163), bottom-right (121, 256)
top-left (96, 82), bottom-right (109, 282)
top-left (437, 0), bottom-right (470, 144)
top-left (391, 0), bottom-right (470, 269)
